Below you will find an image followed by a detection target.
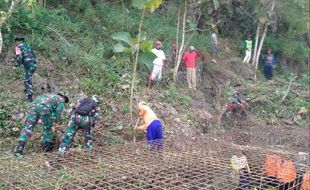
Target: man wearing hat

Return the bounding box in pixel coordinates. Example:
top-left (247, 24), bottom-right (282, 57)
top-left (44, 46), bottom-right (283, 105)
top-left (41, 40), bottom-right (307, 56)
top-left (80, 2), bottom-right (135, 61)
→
top-left (58, 95), bottom-right (100, 154)
top-left (182, 46), bottom-right (201, 90)
top-left (15, 92), bottom-right (69, 157)
top-left (13, 35), bottom-right (37, 102)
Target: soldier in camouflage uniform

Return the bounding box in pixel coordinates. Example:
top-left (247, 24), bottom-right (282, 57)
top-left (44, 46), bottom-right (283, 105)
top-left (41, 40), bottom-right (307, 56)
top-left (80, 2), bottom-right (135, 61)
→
top-left (13, 35), bottom-right (37, 102)
top-left (15, 93), bottom-right (69, 157)
top-left (58, 96), bottom-right (100, 154)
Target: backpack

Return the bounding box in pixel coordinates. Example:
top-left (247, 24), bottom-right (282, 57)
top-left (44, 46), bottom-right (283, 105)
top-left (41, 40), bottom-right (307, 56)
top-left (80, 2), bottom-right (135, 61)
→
top-left (75, 98), bottom-right (98, 116)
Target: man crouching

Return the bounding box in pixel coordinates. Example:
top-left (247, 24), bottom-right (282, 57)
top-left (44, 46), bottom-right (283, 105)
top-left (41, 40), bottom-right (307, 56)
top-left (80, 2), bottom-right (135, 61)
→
top-left (58, 96), bottom-right (100, 154)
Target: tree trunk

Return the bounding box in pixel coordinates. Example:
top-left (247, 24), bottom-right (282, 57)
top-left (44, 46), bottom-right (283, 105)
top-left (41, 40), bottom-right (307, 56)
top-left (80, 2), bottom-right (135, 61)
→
top-left (253, 0), bottom-right (276, 80)
top-left (173, 1), bottom-right (187, 82)
top-left (129, 8), bottom-right (145, 122)
top-left (0, 0), bottom-right (21, 54)
top-left (38, 0), bottom-right (45, 6)
top-left (254, 24), bottom-right (268, 80)
top-left (0, 31), bottom-right (2, 55)
top-left (252, 24), bottom-right (260, 66)
top-left (174, 5), bottom-right (181, 67)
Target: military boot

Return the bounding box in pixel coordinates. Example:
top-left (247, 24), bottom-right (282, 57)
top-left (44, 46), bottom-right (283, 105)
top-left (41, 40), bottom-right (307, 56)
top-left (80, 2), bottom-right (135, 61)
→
top-left (85, 137), bottom-right (93, 151)
top-left (27, 95), bottom-right (33, 102)
top-left (42, 141), bottom-right (54, 152)
top-left (15, 141), bottom-right (26, 157)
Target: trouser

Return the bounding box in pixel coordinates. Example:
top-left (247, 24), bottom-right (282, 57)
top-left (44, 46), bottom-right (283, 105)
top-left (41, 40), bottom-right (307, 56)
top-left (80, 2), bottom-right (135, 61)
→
top-left (18, 110), bottom-right (53, 152)
top-left (146, 119), bottom-right (163, 150)
top-left (23, 64), bottom-right (37, 96)
top-left (264, 64), bottom-right (273, 80)
top-left (239, 170), bottom-right (250, 190)
top-left (149, 64), bottom-right (163, 81)
top-left (186, 67), bottom-right (196, 89)
top-left (243, 50), bottom-right (251, 63)
top-left (59, 115), bottom-right (93, 152)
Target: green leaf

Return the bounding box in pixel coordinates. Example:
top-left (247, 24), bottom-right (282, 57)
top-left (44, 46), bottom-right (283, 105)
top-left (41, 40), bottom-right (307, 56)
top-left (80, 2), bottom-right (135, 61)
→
top-left (212, 0), bottom-right (220, 10)
top-left (140, 32), bottom-right (147, 41)
top-left (145, 0), bottom-right (162, 12)
top-left (139, 51), bottom-right (156, 71)
top-left (113, 43), bottom-right (126, 53)
top-left (140, 40), bottom-right (153, 53)
top-left (111, 32), bottom-right (132, 45)
top-left (132, 0), bottom-right (149, 9)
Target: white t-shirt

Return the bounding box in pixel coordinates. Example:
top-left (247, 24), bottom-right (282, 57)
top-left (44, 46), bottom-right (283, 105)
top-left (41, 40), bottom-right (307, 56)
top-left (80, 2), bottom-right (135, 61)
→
top-left (211, 33), bottom-right (217, 44)
top-left (231, 155), bottom-right (249, 172)
top-left (152, 48), bottom-right (166, 66)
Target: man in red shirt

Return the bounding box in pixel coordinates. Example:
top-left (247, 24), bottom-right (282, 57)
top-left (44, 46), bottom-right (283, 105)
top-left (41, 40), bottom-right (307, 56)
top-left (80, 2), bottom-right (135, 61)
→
top-left (182, 46), bottom-right (201, 90)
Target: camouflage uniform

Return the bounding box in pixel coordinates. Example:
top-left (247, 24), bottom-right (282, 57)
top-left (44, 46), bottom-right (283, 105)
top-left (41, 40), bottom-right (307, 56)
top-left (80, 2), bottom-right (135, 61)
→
top-left (16, 94), bottom-right (66, 154)
top-left (59, 103), bottom-right (99, 153)
top-left (14, 43), bottom-right (37, 99)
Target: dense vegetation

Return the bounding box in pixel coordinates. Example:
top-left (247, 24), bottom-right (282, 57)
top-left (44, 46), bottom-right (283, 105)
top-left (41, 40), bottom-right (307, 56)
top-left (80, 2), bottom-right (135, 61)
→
top-left (0, 0), bottom-right (309, 146)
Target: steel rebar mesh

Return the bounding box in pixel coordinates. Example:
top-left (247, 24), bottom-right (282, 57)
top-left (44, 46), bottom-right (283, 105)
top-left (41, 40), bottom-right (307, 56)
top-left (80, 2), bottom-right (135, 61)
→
top-left (0, 127), bottom-right (309, 190)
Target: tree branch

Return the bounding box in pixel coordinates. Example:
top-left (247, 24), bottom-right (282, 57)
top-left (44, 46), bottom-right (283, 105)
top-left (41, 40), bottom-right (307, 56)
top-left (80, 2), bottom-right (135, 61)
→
top-left (278, 74), bottom-right (297, 104)
top-left (0, 0), bottom-right (21, 28)
top-left (47, 26), bottom-right (73, 46)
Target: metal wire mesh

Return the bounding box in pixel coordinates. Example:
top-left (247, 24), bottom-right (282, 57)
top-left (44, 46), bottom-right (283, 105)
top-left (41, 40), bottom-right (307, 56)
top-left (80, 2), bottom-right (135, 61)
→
top-left (0, 127), bottom-right (309, 190)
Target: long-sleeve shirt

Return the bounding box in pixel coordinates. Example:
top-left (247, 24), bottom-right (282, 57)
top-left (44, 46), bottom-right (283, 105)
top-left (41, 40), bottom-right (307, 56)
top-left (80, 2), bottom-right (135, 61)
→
top-left (182, 51), bottom-right (200, 68)
top-left (31, 94), bottom-right (66, 121)
top-left (89, 107), bottom-right (99, 126)
top-left (15, 43), bottom-right (36, 69)
top-left (136, 105), bottom-right (158, 131)
top-left (262, 54), bottom-right (276, 65)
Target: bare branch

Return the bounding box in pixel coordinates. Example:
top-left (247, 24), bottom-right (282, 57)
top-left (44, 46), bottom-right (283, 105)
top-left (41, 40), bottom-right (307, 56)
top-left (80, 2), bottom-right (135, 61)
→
top-left (279, 74), bottom-right (297, 104)
top-left (0, 0), bottom-right (22, 28)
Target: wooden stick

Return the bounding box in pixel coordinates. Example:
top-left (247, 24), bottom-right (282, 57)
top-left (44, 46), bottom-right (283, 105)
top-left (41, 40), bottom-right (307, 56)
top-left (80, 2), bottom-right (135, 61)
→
top-left (133, 117), bottom-right (140, 143)
top-left (279, 75), bottom-right (297, 104)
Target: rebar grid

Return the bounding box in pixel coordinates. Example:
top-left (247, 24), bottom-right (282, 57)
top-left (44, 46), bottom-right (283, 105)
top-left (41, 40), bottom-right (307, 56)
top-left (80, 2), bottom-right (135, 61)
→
top-left (1, 129), bottom-right (309, 190)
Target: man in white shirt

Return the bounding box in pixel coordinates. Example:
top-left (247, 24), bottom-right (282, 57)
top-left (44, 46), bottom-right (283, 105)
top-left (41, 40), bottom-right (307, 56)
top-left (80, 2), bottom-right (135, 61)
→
top-left (148, 41), bottom-right (166, 89)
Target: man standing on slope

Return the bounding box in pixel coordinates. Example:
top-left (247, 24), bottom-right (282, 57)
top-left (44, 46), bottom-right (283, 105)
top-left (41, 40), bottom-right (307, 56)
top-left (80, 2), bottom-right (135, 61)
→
top-left (262, 48), bottom-right (276, 80)
top-left (13, 35), bottom-right (37, 102)
top-left (148, 41), bottom-right (166, 89)
top-left (15, 92), bottom-right (69, 157)
top-left (242, 34), bottom-right (254, 64)
top-left (211, 28), bottom-right (218, 63)
top-left (182, 46), bottom-right (201, 90)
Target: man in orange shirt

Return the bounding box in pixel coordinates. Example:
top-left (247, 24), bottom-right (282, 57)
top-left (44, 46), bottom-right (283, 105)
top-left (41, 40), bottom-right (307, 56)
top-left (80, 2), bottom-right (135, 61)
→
top-left (182, 46), bottom-right (201, 90)
top-left (135, 102), bottom-right (163, 150)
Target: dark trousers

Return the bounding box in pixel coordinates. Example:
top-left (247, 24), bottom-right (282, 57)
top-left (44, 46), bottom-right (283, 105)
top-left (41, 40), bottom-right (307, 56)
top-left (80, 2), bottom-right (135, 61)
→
top-left (239, 170), bottom-right (250, 190)
top-left (146, 119), bottom-right (163, 150)
top-left (264, 64), bottom-right (273, 80)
